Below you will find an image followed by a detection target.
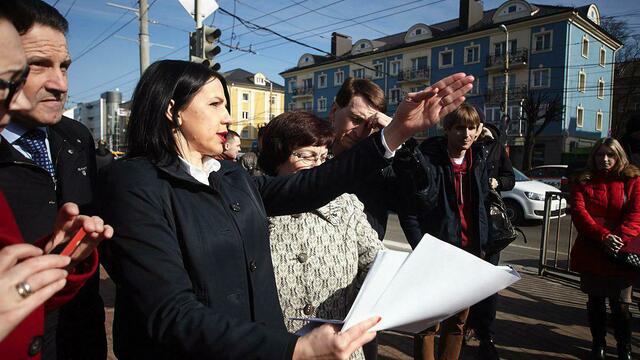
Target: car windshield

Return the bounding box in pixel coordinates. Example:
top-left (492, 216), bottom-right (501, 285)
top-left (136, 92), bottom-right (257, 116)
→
top-left (514, 168), bottom-right (531, 181)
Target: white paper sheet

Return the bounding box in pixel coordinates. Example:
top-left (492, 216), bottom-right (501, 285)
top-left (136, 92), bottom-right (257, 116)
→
top-left (337, 233), bottom-right (521, 332)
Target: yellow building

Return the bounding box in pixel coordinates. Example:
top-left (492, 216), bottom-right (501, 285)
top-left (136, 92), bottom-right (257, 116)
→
top-left (223, 69), bottom-right (285, 150)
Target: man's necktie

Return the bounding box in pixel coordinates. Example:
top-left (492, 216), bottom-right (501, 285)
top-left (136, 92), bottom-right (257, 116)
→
top-left (16, 129), bottom-right (56, 179)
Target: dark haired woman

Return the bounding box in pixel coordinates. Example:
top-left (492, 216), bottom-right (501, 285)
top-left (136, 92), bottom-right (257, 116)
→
top-left (98, 59), bottom-right (474, 359)
top-left (259, 112), bottom-right (383, 360)
top-left (570, 137), bottom-right (640, 360)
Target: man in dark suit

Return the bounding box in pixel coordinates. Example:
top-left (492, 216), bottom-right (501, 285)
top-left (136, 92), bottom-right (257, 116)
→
top-left (0, 1), bottom-right (105, 358)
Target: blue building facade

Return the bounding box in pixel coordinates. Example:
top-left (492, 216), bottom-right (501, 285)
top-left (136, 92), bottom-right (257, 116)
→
top-left (280, 0), bottom-right (621, 166)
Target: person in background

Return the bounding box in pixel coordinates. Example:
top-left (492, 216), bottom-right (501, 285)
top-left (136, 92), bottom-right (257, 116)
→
top-left (258, 111), bottom-right (383, 360)
top-left (95, 139), bottom-right (114, 171)
top-left (465, 119), bottom-right (514, 360)
top-left (570, 137), bottom-right (639, 360)
top-left (98, 59), bottom-right (474, 359)
top-left (400, 103), bottom-right (490, 360)
top-left (620, 111), bottom-right (640, 166)
top-left (239, 151), bottom-right (262, 176)
top-left (217, 129), bottom-right (241, 161)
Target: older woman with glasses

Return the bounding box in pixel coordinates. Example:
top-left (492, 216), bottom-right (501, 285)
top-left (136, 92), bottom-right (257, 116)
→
top-left (259, 112), bottom-right (383, 360)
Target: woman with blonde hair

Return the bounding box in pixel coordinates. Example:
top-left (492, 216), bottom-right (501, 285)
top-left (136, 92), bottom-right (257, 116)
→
top-left (570, 137), bottom-right (640, 360)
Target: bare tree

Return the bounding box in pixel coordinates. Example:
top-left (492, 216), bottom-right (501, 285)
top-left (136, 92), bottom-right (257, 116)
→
top-left (520, 90), bottom-right (563, 171)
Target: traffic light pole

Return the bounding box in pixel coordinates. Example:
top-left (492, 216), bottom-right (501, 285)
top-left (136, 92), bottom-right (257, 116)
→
top-left (194, 0), bottom-right (202, 27)
top-left (139, 0), bottom-right (150, 75)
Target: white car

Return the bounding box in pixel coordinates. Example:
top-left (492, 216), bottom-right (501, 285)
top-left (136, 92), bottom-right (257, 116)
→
top-left (501, 169), bottom-right (567, 224)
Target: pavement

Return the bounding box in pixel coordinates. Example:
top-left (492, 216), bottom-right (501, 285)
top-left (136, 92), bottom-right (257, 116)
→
top-left (99, 236), bottom-right (640, 360)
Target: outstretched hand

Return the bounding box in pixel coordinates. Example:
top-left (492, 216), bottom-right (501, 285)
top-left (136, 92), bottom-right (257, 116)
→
top-left (384, 73), bottom-right (475, 150)
top-left (45, 203), bottom-right (114, 266)
top-left (293, 316), bottom-right (380, 359)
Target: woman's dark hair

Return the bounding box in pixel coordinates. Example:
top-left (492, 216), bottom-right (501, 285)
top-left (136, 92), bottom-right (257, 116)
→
top-left (258, 111), bottom-right (334, 176)
top-left (126, 60), bottom-right (230, 163)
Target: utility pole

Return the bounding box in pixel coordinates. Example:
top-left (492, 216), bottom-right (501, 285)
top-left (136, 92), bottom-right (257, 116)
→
top-left (195, 0), bottom-right (202, 27)
top-left (500, 24), bottom-right (510, 146)
top-left (139, 0), bottom-right (150, 75)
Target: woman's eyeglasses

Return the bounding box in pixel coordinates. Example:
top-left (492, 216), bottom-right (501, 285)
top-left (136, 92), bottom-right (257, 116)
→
top-left (1, 66), bottom-right (30, 108)
top-left (291, 151), bottom-right (331, 164)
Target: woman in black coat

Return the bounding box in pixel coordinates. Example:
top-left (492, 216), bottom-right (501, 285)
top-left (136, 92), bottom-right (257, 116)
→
top-left (98, 60), bottom-right (474, 360)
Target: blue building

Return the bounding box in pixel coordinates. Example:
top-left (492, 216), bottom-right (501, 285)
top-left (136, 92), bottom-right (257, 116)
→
top-left (280, 0), bottom-right (622, 166)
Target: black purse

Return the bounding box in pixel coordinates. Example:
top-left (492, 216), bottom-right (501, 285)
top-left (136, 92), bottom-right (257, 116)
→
top-left (608, 180), bottom-right (640, 269)
top-left (485, 189), bottom-right (520, 256)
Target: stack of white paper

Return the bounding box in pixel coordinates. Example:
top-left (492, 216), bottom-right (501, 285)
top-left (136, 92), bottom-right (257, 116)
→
top-left (339, 233), bottom-right (521, 332)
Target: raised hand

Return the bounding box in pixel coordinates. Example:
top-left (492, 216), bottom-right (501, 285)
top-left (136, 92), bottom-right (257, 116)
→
top-left (45, 203), bottom-right (114, 266)
top-left (293, 316), bottom-right (380, 359)
top-left (0, 244), bottom-right (70, 341)
top-left (384, 73), bottom-right (475, 150)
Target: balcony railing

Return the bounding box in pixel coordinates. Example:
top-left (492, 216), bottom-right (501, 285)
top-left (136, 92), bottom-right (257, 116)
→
top-left (486, 48), bottom-right (529, 68)
top-left (291, 87), bottom-right (313, 97)
top-left (484, 85), bottom-right (529, 103)
top-left (397, 67), bottom-right (431, 82)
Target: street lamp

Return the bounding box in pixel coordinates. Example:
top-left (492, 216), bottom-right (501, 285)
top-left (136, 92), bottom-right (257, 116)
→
top-left (500, 24), bottom-right (510, 146)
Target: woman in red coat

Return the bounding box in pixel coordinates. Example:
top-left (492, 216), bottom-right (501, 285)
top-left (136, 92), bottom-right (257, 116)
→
top-left (570, 137), bottom-right (640, 360)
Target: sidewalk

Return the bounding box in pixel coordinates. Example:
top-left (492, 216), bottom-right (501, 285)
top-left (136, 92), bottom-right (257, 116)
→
top-left (376, 264), bottom-right (640, 360)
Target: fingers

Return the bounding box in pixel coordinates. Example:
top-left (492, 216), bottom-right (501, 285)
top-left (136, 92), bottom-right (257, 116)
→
top-left (340, 316), bottom-right (381, 355)
top-left (438, 76), bottom-right (475, 105)
top-left (12, 268), bottom-right (68, 302)
top-left (430, 72), bottom-right (468, 91)
top-left (6, 254), bottom-right (70, 286)
top-left (7, 278), bottom-right (66, 324)
top-left (440, 97), bottom-right (466, 117)
top-left (0, 244), bottom-right (44, 273)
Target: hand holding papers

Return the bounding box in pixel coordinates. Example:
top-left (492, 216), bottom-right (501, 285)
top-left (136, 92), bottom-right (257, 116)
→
top-left (340, 233), bottom-right (520, 332)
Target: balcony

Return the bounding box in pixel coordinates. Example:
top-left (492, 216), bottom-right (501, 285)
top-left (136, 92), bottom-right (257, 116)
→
top-left (397, 67), bottom-right (431, 83)
top-left (486, 48), bottom-right (529, 70)
top-left (291, 87), bottom-right (313, 98)
top-left (484, 85), bottom-right (529, 104)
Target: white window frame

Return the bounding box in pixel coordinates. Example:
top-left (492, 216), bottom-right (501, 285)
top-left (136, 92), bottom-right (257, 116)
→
top-left (578, 69), bottom-right (586, 93)
top-left (576, 105), bottom-right (584, 128)
top-left (317, 97), bottom-right (327, 112)
top-left (303, 101), bottom-right (313, 111)
top-left (533, 30), bottom-right (553, 53)
top-left (531, 68), bottom-right (551, 88)
top-left (581, 35), bottom-right (589, 58)
top-left (464, 45), bottom-right (480, 65)
top-left (288, 80), bottom-right (295, 93)
top-left (241, 128), bottom-right (250, 138)
top-left (389, 88), bottom-right (402, 104)
top-left (242, 93), bottom-right (249, 102)
top-left (390, 60), bottom-right (402, 76)
top-left (597, 78), bottom-right (605, 99)
top-left (288, 102), bottom-right (295, 111)
top-left (439, 49), bottom-right (454, 69)
top-left (599, 47), bottom-right (606, 67)
top-left (334, 70), bottom-right (344, 86)
top-left (318, 73), bottom-right (327, 89)
top-left (468, 78), bottom-right (479, 95)
top-left (241, 111), bottom-right (249, 120)
top-left (352, 68), bottom-right (364, 79)
top-left (373, 63), bottom-right (384, 79)
top-left (595, 111), bottom-right (603, 131)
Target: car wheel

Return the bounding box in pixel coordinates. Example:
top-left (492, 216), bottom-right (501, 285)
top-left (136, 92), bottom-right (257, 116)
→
top-left (504, 199), bottom-right (524, 225)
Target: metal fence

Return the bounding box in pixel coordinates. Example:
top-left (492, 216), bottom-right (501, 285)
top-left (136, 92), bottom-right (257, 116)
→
top-left (537, 191), bottom-right (579, 281)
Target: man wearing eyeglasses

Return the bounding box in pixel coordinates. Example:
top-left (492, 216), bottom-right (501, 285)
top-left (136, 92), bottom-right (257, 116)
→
top-left (0, 1), bottom-right (106, 359)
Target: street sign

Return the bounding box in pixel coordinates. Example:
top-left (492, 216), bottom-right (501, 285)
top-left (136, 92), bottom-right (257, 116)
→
top-left (178, 0), bottom-right (218, 21)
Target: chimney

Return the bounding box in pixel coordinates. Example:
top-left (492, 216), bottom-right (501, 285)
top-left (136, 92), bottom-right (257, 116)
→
top-left (331, 32), bottom-right (352, 57)
top-left (459, 0), bottom-right (484, 30)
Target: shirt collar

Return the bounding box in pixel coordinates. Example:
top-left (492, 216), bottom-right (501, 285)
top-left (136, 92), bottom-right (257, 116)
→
top-left (2, 122), bottom-right (49, 144)
top-left (177, 156), bottom-right (222, 185)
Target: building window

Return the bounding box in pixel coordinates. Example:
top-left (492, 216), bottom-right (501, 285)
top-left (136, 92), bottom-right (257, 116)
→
top-left (533, 31), bottom-right (552, 52)
top-left (576, 105), bottom-right (584, 128)
top-left (531, 68), bottom-right (551, 88)
top-left (596, 111), bottom-right (603, 130)
top-left (302, 78), bottom-right (313, 90)
top-left (597, 78), bottom-right (605, 99)
top-left (464, 45), bottom-right (480, 64)
top-left (317, 97), bottom-right (327, 112)
top-left (389, 88), bottom-right (402, 104)
top-left (270, 95), bottom-right (276, 105)
top-left (334, 70), bottom-right (344, 86)
top-left (241, 111), bottom-right (249, 120)
top-left (288, 103), bottom-right (295, 111)
top-left (352, 68), bottom-right (364, 79)
top-left (241, 128), bottom-right (250, 138)
top-left (374, 63), bottom-right (384, 79)
top-left (303, 101), bottom-right (312, 111)
top-left (468, 78), bottom-right (479, 95)
top-left (508, 5), bottom-right (517, 13)
top-left (578, 69), bottom-right (586, 92)
top-left (600, 47), bottom-right (606, 67)
top-left (288, 80), bottom-right (295, 93)
top-left (439, 49), bottom-right (454, 68)
top-left (390, 60), bottom-right (401, 76)
top-left (242, 93), bottom-right (249, 101)
top-left (415, 28), bottom-right (422, 35)
top-left (582, 35), bottom-right (589, 58)
top-left (318, 73), bottom-right (327, 89)
top-left (254, 76), bottom-right (265, 86)
top-left (495, 40), bottom-right (517, 57)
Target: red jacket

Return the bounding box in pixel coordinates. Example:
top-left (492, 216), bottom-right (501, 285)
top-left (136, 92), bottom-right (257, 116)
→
top-left (570, 171), bottom-right (640, 277)
top-left (0, 192), bottom-right (98, 360)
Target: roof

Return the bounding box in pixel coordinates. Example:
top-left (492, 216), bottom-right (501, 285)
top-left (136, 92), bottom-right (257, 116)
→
top-left (222, 68), bottom-right (285, 91)
top-left (281, 3), bottom-right (620, 75)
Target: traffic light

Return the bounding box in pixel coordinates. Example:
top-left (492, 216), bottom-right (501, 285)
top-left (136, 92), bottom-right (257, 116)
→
top-left (189, 25), bottom-right (221, 71)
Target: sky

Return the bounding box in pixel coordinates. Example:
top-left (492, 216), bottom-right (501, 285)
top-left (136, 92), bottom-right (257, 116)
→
top-left (47, 0), bottom-right (640, 108)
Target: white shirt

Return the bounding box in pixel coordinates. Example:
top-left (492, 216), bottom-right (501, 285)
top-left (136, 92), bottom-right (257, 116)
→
top-left (1, 122), bottom-right (54, 163)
